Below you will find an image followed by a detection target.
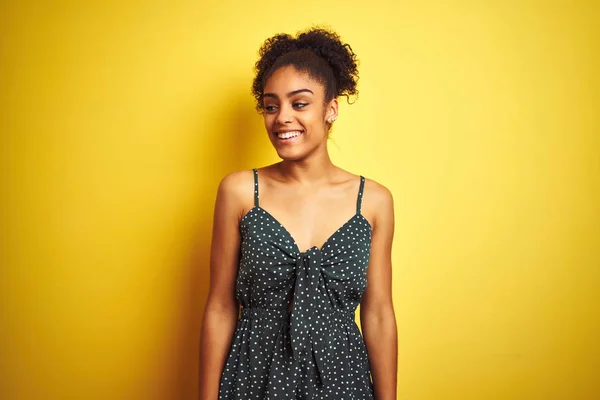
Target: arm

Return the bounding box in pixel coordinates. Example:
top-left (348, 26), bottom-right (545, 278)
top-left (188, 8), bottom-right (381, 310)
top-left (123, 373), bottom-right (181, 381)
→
top-left (360, 183), bottom-right (398, 400)
top-left (198, 172), bottom-right (249, 400)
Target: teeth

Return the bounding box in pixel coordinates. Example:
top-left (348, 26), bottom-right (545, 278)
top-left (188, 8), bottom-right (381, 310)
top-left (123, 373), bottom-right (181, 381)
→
top-left (277, 131), bottom-right (302, 139)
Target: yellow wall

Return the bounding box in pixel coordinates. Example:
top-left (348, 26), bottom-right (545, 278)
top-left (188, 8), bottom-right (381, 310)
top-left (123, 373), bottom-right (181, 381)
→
top-left (1, 1), bottom-right (599, 399)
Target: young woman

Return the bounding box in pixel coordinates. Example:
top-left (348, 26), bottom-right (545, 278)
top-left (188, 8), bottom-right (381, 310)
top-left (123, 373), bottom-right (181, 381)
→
top-left (199, 28), bottom-right (397, 400)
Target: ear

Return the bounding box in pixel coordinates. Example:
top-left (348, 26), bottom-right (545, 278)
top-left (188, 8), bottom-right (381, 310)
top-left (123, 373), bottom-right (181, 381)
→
top-left (325, 98), bottom-right (339, 123)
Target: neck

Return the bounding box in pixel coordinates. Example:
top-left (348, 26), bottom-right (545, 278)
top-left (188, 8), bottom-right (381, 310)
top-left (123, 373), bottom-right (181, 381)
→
top-left (277, 146), bottom-right (336, 184)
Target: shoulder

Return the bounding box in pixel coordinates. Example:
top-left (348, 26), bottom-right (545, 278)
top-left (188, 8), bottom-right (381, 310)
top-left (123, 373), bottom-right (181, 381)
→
top-left (363, 177), bottom-right (393, 208)
top-left (362, 177), bottom-right (394, 230)
top-left (218, 169), bottom-right (254, 196)
top-left (215, 170), bottom-right (255, 217)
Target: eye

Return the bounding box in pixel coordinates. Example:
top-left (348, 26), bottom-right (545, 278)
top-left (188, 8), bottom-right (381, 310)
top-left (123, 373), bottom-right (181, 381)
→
top-left (264, 105), bottom-right (278, 113)
top-left (293, 102), bottom-right (308, 109)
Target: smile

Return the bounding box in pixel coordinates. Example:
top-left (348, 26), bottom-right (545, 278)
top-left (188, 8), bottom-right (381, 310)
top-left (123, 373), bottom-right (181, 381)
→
top-left (276, 130), bottom-right (303, 140)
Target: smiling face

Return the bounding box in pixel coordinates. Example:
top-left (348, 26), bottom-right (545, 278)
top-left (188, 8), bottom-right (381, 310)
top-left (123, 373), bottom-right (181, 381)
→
top-left (262, 66), bottom-right (338, 161)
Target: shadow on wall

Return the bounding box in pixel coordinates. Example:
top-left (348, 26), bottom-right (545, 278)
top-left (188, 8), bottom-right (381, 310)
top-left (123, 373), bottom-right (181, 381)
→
top-left (167, 88), bottom-right (268, 399)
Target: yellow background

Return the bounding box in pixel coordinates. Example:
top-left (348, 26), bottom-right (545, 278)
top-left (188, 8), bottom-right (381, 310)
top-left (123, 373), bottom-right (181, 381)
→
top-left (1, 1), bottom-right (599, 399)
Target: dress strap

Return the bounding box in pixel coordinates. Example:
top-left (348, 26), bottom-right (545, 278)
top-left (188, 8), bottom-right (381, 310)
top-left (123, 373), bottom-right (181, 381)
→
top-left (253, 168), bottom-right (259, 207)
top-left (356, 175), bottom-right (365, 214)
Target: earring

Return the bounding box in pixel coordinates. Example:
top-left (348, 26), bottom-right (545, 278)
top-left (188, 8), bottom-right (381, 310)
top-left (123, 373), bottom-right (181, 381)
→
top-left (327, 116), bottom-right (338, 123)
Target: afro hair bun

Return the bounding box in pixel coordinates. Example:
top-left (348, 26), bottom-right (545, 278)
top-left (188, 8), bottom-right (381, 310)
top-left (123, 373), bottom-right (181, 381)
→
top-left (252, 27), bottom-right (359, 111)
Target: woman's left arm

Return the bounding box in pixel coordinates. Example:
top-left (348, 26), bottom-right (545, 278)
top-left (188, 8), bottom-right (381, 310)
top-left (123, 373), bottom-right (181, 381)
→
top-left (360, 182), bottom-right (398, 400)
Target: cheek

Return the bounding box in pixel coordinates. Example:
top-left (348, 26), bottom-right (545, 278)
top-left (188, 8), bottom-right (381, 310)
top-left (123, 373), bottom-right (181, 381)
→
top-left (301, 111), bottom-right (323, 128)
top-left (263, 114), bottom-right (274, 127)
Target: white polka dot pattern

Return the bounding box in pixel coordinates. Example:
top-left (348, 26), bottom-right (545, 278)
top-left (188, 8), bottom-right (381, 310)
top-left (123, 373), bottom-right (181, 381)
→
top-left (218, 169), bottom-right (374, 399)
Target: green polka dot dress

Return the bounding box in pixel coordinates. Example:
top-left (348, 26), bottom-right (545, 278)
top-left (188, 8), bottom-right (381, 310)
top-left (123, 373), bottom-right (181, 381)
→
top-left (218, 169), bottom-right (374, 399)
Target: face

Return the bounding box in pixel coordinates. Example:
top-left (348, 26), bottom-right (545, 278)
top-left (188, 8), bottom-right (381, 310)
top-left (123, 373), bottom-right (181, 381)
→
top-left (262, 66), bottom-right (338, 161)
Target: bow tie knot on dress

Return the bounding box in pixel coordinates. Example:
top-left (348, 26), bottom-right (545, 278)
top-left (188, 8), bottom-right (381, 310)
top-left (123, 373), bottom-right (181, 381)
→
top-left (290, 249), bottom-right (321, 358)
top-left (289, 249), bottom-right (337, 386)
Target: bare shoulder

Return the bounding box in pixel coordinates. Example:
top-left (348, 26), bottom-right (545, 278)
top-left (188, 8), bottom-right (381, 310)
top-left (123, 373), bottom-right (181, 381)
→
top-left (363, 178), bottom-right (393, 208)
top-left (362, 177), bottom-right (394, 229)
top-left (218, 170), bottom-right (253, 195)
top-left (216, 169), bottom-right (255, 220)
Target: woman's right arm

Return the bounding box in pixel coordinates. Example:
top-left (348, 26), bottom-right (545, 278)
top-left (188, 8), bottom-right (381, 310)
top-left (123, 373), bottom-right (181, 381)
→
top-left (199, 172), bottom-right (249, 400)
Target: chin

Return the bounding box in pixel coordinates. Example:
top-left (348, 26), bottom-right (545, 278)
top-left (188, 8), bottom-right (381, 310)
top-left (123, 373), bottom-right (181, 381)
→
top-left (275, 148), bottom-right (305, 161)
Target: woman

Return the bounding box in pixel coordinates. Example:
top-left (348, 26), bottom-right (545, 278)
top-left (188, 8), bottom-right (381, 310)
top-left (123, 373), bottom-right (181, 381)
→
top-left (199, 28), bottom-right (397, 400)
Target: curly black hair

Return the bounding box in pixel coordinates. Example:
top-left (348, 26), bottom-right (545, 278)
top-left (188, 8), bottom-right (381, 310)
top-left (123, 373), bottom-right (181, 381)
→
top-left (252, 27), bottom-right (359, 112)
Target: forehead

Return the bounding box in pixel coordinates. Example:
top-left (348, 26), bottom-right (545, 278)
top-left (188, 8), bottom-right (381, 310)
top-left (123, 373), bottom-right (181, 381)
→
top-left (263, 66), bottom-right (324, 96)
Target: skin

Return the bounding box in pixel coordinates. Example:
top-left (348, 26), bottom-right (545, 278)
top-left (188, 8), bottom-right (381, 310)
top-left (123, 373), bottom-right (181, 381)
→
top-left (199, 65), bottom-right (398, 400)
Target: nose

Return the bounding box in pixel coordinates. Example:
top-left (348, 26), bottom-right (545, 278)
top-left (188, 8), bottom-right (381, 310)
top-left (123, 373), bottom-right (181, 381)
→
top-left (275, 105), bottom-right (292, 125)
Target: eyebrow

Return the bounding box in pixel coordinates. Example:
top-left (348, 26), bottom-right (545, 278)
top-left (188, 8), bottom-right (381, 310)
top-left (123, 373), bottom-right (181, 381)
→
top-left (263, 88), bottom-right (314, 99)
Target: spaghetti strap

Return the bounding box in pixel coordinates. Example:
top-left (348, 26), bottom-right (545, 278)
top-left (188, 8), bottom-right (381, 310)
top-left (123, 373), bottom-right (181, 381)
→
top-left (357, 175), bottom-right (365, 214)
top-left (253, 168), bottom-right (259, 207)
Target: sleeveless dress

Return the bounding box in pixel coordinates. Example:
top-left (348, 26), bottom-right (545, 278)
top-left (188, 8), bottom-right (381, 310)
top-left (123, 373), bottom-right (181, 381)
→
top-left (218, 169), bottom-right (375, 399)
